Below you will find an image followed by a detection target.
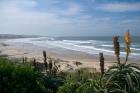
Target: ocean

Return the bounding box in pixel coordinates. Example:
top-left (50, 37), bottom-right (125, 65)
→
top-left (6, 36), bottom-right (140, 59)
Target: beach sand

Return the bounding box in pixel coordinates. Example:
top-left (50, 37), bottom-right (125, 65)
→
top-left (0, 41), bottom-right (139, 72)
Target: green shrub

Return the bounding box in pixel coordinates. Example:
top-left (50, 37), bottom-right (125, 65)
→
top-left (0, 58), bottom-right (48, 93)
top-left (101, 31), bottom-right (140, 93)
top-left (42, 74), bottom-right (65, 93)
top-left (57, 68), bottom-right (102, 93)
top-left (103, 63), bottom-right (140, 93)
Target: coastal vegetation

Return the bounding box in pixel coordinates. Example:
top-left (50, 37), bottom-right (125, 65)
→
top-left (0, 32), bottom-right (140, 93)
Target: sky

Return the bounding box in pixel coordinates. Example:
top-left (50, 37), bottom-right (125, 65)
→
top-left (0, 0), bottom-right (140, 36)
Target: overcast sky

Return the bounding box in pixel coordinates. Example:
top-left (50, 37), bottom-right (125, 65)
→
top-left (0, 0), bottom-right (140, 36)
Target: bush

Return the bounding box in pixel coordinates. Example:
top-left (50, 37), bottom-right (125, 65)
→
top-left (57, 68), bottom-right (102, 93)
top-left (0, 58), bottom-right (48, 93)
top-left (103, 63), bottom-right (140, 93)
top-left (42, 74), bottom-right (65, 93)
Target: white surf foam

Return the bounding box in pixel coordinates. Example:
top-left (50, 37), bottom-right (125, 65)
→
top-left (6, 37), bottom-right (140, 57)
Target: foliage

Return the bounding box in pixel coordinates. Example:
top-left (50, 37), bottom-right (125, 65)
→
top-left (103, 63), bottom-right (140, 93)
top-left (42, 74), bottom-right (65, 93)
top-left (0, 58), bottom-right (49, 93)
top-left (102, 31), bottom-right (140, 93)
top-left (57, 68), bottom-right (102, 93)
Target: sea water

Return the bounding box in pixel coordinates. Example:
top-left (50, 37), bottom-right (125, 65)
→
top-left (7, 36), bottom-right (140, 59)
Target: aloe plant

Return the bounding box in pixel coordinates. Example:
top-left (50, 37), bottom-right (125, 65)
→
top-left (102, 31), bottom-right (140, 93)
top-left (104, 63), bottom-right (140, 93)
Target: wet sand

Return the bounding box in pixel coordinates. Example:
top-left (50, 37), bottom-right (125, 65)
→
top-left (0, 41), bottom-right (139, 71)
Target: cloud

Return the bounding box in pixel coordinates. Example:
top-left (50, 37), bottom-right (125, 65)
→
top-left (0, 0), bottom-right (140, 36)
top-left (46, 3), bottom-right (84, 17)
top-left (96, 3), bottom-right (140, 12)
top-left (120, 19), bottom-right (140, 24)
top-left (19, 0), bottom-right (37, 9)
top-left (61, 3), bottom-right (82, 16)
top-left (0, 0), bottom-right (91, 35)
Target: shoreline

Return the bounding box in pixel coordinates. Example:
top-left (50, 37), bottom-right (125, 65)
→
top-left (0, 41), bottom-right (139, 71)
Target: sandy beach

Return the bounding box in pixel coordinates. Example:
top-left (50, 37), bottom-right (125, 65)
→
top-left (0, 40), bottom-right (139, 71)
